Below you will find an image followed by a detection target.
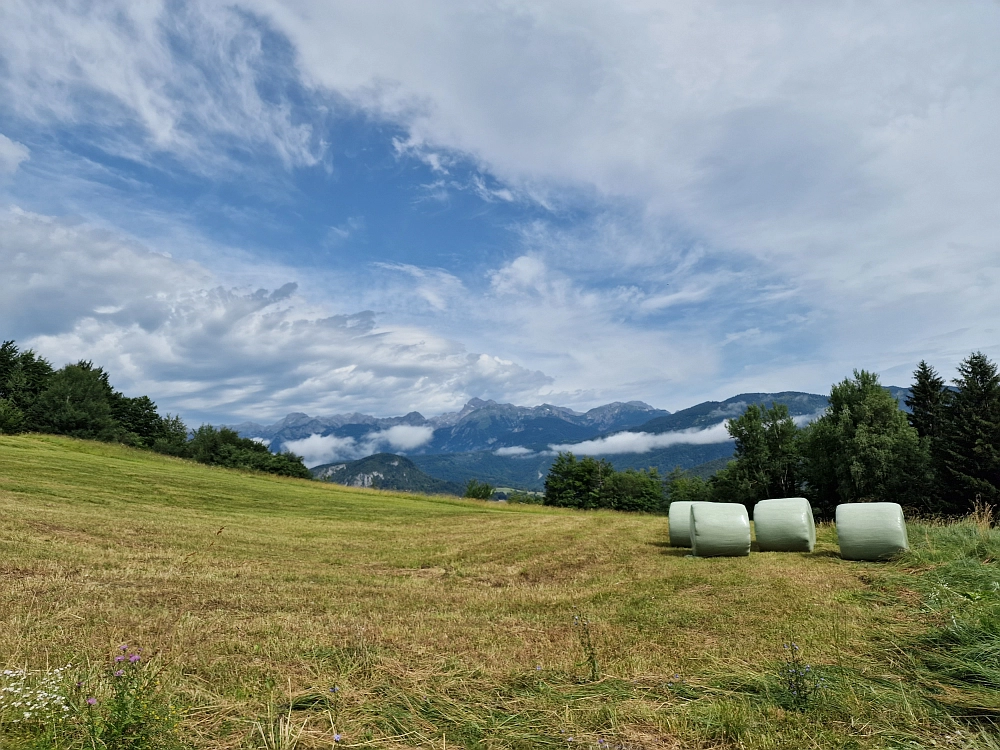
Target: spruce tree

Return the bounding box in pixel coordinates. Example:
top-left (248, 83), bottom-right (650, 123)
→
top-left (906, 361), bottom-right (949, 440)
top-left (939, 352), bottom-right (1000, 511)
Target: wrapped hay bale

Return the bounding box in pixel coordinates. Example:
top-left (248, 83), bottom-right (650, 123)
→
top-left (689, 502), bottom-right (751, 557)
top-left (753, 497), bottom-right (816, 552)
top-left (835, 502), bottom-right (909, 561)
top-left (668, 501), bottom-right (693, 547)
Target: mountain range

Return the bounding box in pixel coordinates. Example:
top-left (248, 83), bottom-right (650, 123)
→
top-left (229, 398), bottom-right (669, 454)
top-left (232, 387), bottom-right (912, 493)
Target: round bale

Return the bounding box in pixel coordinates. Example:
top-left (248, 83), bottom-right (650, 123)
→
top-left (689, 502), bottom-right (751, 557)
top-left (753, 497), bottom-right (816, 552)
top-left (835, 502), bottom-right (909, 561)
top-left (668, 500), bottom-right (693, 547)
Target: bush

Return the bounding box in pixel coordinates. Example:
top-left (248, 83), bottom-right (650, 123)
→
top-left (182, 425), bottom-right (311, 479)
top-left (665, 467), bottom-right (713, 504)
top-left (465, 479), bottom-right (495, 499)
top-left (544, 452), bottom-right (665, 512)
top-left (602, 467), bottom-right (664, 512)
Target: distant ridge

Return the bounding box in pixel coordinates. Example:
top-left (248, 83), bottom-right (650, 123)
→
top-left (312, 453), bottom-right (463, 495)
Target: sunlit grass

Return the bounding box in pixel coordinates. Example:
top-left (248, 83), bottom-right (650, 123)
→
top-left (1, 434), bottom-right (997, 748)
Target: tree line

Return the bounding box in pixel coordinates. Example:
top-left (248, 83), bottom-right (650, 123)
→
top-left (545, 352), bottom-right (1000, 518)
top-left (0, 340), bottom-right (311, 478)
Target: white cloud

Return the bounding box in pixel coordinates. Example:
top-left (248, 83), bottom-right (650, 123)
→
top-left (0, 208), bottom-right (552, 423)
top-left (549, 422), bottom-right (733, 456)
top-left (283, 424), bottom-right (434, 466)
top-left (0, 134), bottom-right (29, 174)
top-left (282, 434), bottom-right (358, 466)
top-left (494, 446), bottom-right (535, 457)
top-left (0, 1), bottom-right (322, 173)
top-left (377, 424), bottom-right (434, 451)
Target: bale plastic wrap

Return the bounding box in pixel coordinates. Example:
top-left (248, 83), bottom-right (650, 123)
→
top-left (835, 502), bottom-right (909, 561)
top-left (753, 497), bottom-right (816, 552)
top-left (689, 502), bottom-right (751, 557)
top-left (668, 501), bottom-right (693, 547)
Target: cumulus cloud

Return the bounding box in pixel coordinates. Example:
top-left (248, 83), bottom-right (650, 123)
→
top-left (283, 424), bottom-right (434, 466)
top-left (548, 422), bottom-right (733, 456)
top-left (0, 208), bottom-right (552, 423)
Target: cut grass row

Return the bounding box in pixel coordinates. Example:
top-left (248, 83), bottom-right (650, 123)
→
top-left (0, 434), bottom-right (998, 749)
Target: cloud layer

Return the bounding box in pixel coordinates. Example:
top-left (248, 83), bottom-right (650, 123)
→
top-left (282, 424), bottom-right (435, 466)
top-left (548, 422), bottom-right (733, 456)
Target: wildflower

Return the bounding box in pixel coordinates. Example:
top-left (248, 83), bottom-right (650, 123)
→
top-left (120, 644), bottom-right (128, 652)
top-left (129, 654), bottom-right (141, 663)
top-left (115, 655), bottom-right (126, 662)
top-left (330, 686), bottom-right (339, 693)
top-left (87, 697), bottom-right (97, 706)
top-left (334, 733), bottom-right (342, 742)
top-left (114, 670), bottom-right (125, 677)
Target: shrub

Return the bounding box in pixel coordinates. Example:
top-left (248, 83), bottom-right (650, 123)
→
top-left (464, 479), bottom-right (495, 499)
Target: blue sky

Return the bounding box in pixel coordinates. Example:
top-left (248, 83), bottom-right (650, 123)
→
top-left (1, 1), bottom-right (999, 424)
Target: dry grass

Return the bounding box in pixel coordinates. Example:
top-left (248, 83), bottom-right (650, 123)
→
top-left (0, 434), bottom-right (993, 748)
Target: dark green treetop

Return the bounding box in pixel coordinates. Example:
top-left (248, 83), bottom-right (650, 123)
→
top-left (906, 360), bottom-right (949, 440)
top-left (938, 351), bottom-right (1000, 509)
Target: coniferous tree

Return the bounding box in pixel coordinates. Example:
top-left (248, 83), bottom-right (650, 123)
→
top-left (906, 361), bottom-right (949, 440)
top-left (938, 352), bottom-right (1000, 511)
top-left (0, 340), bottom-right (53, 433)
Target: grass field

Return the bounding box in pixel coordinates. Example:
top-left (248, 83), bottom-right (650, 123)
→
top-left (1, 434), bottom-right (998, 749)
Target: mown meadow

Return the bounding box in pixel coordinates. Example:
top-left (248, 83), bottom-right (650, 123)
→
top-left (1, 434), bottom-right (998, 749)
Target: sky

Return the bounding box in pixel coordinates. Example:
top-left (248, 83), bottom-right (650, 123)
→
top-left (1, 1), bottom-right (999, 425)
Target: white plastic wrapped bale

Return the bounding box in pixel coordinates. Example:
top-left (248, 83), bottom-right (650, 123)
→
top-left (753, 497), bottom-right (816, 552)
top-left (689, 502), bottom-right (751, 557)
top-left (835, 502), bottom-right (909, 561)
top-left (668, 501), bottom-right (693, 547)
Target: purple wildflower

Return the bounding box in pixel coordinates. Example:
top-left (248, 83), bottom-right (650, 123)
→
top-left (129, 654), bottom-right (140, 663)
top-left (120, 644), bottom-right (128, 652)
top-left (86, 697), bottom-right (97, 706)
top-left (115, 655), bottom-right (125, 662)
top-left (114, 669), bottom-right (125, 677)
top-left (334, 733), bottom-right (342, 742)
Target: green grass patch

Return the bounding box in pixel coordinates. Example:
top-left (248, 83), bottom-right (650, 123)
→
top-left (1, 434), bottom-right (998, 748)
